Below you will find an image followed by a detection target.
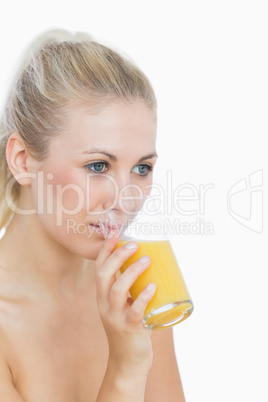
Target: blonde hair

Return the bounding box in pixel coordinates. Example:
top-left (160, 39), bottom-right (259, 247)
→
top-left (0, 29), bottom-right (157, 231)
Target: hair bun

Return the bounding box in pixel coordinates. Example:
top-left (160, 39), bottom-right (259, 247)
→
top-left (11, 29), bottom-right (95, 88)
top-left (31, 28), bottom-right (94, 48)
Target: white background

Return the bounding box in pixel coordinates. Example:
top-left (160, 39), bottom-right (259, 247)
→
top-left (0, 1), bottom-right (267, 401)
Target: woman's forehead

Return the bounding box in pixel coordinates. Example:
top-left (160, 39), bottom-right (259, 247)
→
top-left (61, 102), bottom-right (156, 145)
top-left (48, 101), bottom-right (157, 159)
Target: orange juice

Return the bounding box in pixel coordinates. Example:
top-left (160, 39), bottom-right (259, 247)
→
top-left (117, 240), bottom-right (193, 329)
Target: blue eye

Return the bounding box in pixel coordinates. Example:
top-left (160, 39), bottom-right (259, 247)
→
top-left (85, 162), bottom-right (153, 176)
top-left (86, 162), bottom-right (108, 173)
top-left (132, 164), bottom-right (153, 176)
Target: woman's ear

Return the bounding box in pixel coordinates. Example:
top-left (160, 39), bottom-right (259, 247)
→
top-left (6, 133), bottom-right (34, 186)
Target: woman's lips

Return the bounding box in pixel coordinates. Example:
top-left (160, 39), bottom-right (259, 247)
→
top-left (90, 222), bottom-right (125, 237)
top-left (89, 224), bottom-right (104, 236)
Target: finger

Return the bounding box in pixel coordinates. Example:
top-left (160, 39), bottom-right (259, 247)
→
top-left (95, 240), bottom-right (139, 300)
top-left (127, 283), bottom-right (157, 325)
top-left (95, 231), bottom-right (119, 269)
top-left (109, 256), bottom-right (151, 310)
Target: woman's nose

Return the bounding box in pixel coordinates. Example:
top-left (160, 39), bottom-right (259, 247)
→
top-left (104, 191), bottom-right (135, 213)
top-left (103, 175), bottom-right (142, 212)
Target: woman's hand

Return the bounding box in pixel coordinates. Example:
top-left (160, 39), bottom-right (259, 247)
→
top-left (95, 231), bottom-right (156, 378)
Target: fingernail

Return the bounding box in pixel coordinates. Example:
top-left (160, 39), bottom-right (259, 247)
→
top-left (146, 283), bottom-right (156, 291)
top-left (125, 242), bottom-right (137, 250)
top-left (139, 256), bottom-right (150, 264)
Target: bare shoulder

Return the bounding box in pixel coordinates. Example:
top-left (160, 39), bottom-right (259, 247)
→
top-left (0, 252), bottom-right (26, 303)
top-left (0, 277), bottom-right (24, 402)
top-left (0, 263), bottom-right (16, 302)
top-left (145, 328), bottom-right (186, 402)
top-left (0, 261), bottom-right (13, 299)
top-left (149, 328), bottom-right (181, 373)
top-left (150, 326), bottom-right (176, 352)
top-left (0, 262), bottom-right (26, 401)
top-left (0, 350), bottom-right (24, 401)
top-left (0, 257), bottom-right (25, 350)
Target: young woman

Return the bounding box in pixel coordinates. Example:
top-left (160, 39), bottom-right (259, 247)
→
top-left (0, 29), bottom-right (186, 401)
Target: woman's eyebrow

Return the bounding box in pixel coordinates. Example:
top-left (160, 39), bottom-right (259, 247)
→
top-left (138, 153), bottom-right (158, 163)
top-left (81, 148), bottom-right (117, 161)
top-left (80, 148), bottom-right (158, 162)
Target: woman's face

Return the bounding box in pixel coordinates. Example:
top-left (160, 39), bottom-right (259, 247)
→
top-left (32, 101), bottom-right (157, 260)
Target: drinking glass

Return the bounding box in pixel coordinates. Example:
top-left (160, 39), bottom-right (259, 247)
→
top-left (99, 196), bottom-right (194, 330)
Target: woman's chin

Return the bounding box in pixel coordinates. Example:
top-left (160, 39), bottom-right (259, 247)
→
top-left (53, 226), bottom-right (105, 261)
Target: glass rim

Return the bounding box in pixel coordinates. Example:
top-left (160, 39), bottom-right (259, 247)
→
top-left (98, 196), bottom-right (166, 240)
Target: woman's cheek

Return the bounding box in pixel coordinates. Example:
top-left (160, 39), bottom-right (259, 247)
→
top-left (42, 167), bottom-right (84, 214)
top-left (84, 174), bottom-right (119, 211)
